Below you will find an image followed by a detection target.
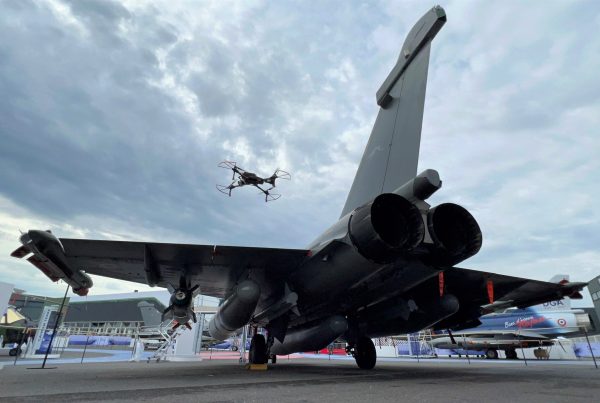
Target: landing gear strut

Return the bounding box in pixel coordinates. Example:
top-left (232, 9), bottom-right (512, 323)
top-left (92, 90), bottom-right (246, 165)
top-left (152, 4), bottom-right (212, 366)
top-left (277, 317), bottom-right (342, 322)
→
top-left (349, 337), bottom-right (377, 370)
top-left (505, 348), bottom-right (518, 360)
top-left (267, 334), bottom-right (277, 364)
top-left (249, 334), bottom-right (268, 364)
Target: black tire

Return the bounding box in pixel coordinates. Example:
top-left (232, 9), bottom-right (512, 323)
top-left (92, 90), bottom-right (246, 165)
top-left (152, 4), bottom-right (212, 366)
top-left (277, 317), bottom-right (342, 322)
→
top-left (505, 348), bottom-right (518, 360)
top-left (9, 347), bottom-right (21, 357)
top-left (485, 349), bottom-right (498, 359)
top-left (231, 346), bottom-right (239, 352)
top-left (249, 334), bottom-right (268, 364)
top-left (354, 337), bottom-right (376, 370)
top-left (271, 354), bottom-right (277, 364)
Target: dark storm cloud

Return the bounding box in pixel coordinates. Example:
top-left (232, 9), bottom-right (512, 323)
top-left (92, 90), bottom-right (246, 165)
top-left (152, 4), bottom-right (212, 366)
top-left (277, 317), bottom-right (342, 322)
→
top-left (0, 0), bottom-right (366, 250)
top-left (0, 0), bottom-right (219, 239)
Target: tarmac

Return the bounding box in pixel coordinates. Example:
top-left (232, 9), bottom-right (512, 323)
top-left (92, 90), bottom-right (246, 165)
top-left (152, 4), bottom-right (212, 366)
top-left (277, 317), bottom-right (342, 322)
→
top-left (1, 357), bottom-right (599, 402)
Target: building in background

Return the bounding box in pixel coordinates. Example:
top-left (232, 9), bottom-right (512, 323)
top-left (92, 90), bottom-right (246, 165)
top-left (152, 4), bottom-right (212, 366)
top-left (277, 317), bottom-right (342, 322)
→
top-left (8, 290), bottom-right (68, 326)
top-left (63, 291), bottom-right (167, 335)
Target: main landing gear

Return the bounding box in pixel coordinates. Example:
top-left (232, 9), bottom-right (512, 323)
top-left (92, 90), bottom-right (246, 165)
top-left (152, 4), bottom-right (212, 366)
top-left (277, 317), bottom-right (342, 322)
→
top-left (348, 337), bottom-right (377, 370)
top-left (485, 348), bottom-right (499, 359)
top-left (248, 331), bottom-right (278, 366)
top-left (505, 348), bottom-right (518, 360)
top-left (249, 334), bottom-right (268, 365)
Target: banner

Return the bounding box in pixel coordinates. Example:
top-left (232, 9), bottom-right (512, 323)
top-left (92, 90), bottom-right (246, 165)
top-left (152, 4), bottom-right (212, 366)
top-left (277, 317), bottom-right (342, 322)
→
top-left (32, 305), bottom-right (59, 355)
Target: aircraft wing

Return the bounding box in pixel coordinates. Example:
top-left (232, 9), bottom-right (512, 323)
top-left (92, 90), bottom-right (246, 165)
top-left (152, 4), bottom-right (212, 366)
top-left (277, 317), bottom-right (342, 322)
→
top-left (437, 266), bottom-right (587, 329)
top-left (12, 231), bottom-right (308, 298)
top-left (63, 239), bottom-right (308, 297)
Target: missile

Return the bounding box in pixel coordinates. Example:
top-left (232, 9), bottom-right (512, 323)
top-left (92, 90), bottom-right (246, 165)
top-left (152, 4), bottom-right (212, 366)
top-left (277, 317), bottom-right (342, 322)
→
top-left (11, 230), bottom-right (93, 296)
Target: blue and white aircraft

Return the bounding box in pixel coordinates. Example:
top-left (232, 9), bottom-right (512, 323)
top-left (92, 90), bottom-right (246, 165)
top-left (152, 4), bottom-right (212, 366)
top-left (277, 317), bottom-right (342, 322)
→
top-left (431, 275), bottom-right (591, 359)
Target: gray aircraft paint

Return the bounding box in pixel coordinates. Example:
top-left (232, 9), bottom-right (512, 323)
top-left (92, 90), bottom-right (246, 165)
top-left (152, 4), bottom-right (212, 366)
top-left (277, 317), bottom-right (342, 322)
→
top-left (340, 6), bottom-right (446, 217)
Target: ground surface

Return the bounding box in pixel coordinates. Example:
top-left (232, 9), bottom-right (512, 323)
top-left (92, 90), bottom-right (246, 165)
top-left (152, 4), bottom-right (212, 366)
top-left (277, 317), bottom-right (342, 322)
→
top-left (1, 358), bottom-right (599, 402)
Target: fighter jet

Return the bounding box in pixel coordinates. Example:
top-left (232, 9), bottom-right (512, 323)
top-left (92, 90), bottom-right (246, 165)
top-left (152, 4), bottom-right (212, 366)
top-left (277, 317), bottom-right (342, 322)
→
top-left (431, 276), bottom-right (591, 359)
top-left (11, 6), bottom-right (586, 370)
top-left (431, 330), bottom-right (554, 359)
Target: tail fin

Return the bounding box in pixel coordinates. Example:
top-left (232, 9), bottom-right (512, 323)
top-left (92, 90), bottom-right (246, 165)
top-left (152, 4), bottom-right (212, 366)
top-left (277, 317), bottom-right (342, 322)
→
top-left (340, 6), bottom-right (446, 217)
top-left (548, 274), bottom-right (569, 284)
top-left (533, 274), bottom-right (572, 311)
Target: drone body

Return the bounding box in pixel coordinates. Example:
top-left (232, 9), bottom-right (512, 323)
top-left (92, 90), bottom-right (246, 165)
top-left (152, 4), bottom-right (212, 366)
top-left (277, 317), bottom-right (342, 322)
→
top-left (217, 161), bottom-right (290, 201)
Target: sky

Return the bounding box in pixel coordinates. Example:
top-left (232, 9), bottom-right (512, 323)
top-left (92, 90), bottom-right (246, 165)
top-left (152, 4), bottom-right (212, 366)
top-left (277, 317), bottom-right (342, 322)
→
top-left (0, 0), bottom-right (599, 307)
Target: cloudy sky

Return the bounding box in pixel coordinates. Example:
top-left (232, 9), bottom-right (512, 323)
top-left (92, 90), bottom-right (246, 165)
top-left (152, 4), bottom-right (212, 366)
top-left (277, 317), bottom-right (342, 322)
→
top-left (1, 0), bottom-right (599, 306)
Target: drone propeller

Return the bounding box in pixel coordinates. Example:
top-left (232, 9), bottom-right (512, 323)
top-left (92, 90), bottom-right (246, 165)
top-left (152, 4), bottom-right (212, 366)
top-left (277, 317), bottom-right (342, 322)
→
top-left (255, 185), bottom-right (280, 202)
top-left (216, 184), bottom-right (235, 196)
top-left (265, 169), bottom-right (291, 186)
top-left (218, 161), bottom-right (237, 170)
top-left (265, 193), bottom-right (281, 202)
top-left (273, 169), bottom-right (291, 180)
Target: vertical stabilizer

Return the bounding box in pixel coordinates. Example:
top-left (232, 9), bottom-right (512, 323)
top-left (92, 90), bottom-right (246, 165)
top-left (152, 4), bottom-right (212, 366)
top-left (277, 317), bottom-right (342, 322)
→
top-left (340, 6), bottom-right (446, 217)
top-left (532, 275), bottom-right (572, 311)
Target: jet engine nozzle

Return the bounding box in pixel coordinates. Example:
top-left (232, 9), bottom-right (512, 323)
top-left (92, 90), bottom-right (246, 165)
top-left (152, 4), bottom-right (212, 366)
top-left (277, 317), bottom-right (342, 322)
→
top-left (349, 193), bottom-right (424, 263)
top-left (427, 203), bottom-right (482, 265)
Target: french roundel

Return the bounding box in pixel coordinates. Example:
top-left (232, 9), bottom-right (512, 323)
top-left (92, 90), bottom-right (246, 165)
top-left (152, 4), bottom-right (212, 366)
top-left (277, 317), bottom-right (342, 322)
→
top-left (557, 318), bottom-right (567, 327)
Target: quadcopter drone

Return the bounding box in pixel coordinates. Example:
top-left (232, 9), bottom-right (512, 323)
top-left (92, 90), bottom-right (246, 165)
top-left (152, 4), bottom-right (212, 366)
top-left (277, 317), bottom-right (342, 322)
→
top-left (217, 161), bottom-right (291, 202)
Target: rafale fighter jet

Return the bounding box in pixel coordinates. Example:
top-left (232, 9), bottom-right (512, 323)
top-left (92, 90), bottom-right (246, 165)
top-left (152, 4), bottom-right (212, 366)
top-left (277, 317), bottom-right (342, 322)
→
top-left (216, 161), bottom-right (291, 202)
top-left (11, 6), bottom-right (585, 370)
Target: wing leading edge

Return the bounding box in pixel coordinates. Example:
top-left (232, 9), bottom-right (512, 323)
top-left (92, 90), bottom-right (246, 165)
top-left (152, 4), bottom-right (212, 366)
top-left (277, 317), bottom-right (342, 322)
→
top-left (12, 230), bottom-right (308, 298)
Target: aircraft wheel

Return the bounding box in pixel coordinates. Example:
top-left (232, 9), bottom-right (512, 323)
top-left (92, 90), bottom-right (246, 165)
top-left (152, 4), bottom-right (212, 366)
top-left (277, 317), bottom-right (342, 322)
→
top-left (485, 349), bottom-right (498, 359)
top-left (9, 347), bottom-right (21, 357)
top-left (354, 337), bottom-right (376, 370)
top-left (505, 348), bottom-right (518, 360)
top-left (271, 354), bottom-right (277, 364)
top-left (249, 334), bottom-right (268, 364)
top-left (231, 346), bottom-right (239, 352)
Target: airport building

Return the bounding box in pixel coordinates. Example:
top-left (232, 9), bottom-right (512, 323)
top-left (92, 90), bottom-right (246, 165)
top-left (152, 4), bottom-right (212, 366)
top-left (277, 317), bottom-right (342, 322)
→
top-left (4, 289), bottom-right (168, 336)
top-left (7, 290), bottom-right (68, 326)
top-left (63, 291), bottom-right (167, 335)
